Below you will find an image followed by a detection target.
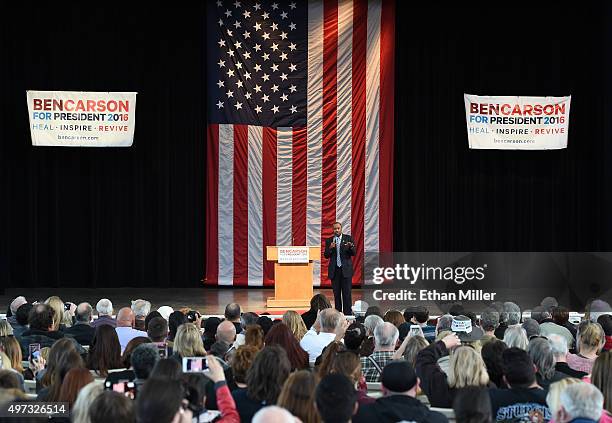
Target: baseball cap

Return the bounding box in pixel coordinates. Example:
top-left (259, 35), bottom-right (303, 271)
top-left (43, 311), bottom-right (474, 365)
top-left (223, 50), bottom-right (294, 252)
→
top-left (381, 360), bottom-right (418, 392)
top-left (451, 315), bottom-right (484, 342)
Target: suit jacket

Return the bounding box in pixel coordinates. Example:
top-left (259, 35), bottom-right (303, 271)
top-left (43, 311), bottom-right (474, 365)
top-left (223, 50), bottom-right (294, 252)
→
top-left (324, 234), bottom-right (355, 279)
top-left (64, 322), bottom-right (96, 346)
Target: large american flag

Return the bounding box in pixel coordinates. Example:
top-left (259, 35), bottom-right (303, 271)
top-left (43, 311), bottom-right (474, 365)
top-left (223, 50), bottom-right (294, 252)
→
top-left (205, 0), bottom-right (394, 286)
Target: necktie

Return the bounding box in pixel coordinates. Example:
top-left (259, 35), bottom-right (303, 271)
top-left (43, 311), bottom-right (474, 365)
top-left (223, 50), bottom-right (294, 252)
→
top-left (335, 236), bottom-right (341, 267)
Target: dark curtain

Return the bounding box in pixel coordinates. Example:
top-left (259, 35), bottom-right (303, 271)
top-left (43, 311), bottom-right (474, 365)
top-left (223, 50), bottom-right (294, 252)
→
top-left (0, 2), bottom-right (610, 288)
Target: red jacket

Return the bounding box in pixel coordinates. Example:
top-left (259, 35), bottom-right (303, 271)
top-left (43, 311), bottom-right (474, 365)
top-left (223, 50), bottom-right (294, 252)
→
top-left (214, 382), bottom-right (240, 423)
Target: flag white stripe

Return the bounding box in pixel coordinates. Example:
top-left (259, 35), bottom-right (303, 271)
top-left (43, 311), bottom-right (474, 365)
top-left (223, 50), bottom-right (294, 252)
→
top-left (336, 0), bottom-right (353, 236)
top-left (247, 126), bottom-right (264, 286)
top-left (276, 128), bottom-right (293, 246)
top-left (218, 124), bottom-right (234, 286)
top-left (307, 0), bottom-right (324, 286)
top-left (364, 0), bottom-right (381, 260)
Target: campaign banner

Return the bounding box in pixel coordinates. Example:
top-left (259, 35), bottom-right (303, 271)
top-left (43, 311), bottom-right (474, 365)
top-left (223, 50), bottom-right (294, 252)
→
top-left (277, 246), bottom-right (310, 264)
top-left (26, 91), bottom-right (137, 147)
top-left (464, 94), bottom-right (571, 150)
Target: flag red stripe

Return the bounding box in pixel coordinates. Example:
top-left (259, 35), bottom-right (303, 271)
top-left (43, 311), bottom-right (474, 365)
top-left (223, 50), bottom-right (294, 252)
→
top-left (379, 0), bottom-right (394, 252)
top-left (321, 0), bottom-right (339, 287)
top-left (205, 124), bottom-right (219, 285)
top-left (292, 127), bottom-right (308, 246)
top-left (351, 0), bottom-right (367, 285)
top-left (262, 127), bottom-right (277, 286)
top-left (233, 124), bottom-right (249, 285)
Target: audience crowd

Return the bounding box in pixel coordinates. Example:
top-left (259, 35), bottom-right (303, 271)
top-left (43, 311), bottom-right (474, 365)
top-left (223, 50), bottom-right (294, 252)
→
top-left (0, 294), bottom-right (611, 423)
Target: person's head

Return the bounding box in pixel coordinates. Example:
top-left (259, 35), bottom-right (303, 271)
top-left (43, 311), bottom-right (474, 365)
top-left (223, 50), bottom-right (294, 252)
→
top-left (173, 323), bottom-right (206, 358)
top-left (88, 324), bottom-right (122, 376)
top-left (365, 305), bottom-right (383, 318)
top-left (253, 406), bottom-right (297, 423)
top-left (541, 296), bottom-right (559, 311)
top-left (90, 391), bottom-right (135, 423)
top-left (0, 335), bottom-right (23, 372)
top-left (240, 311), bottom-right (259, 329)
top-left (522, 318), bottom-right (541, 339)
top-left (9, 296), bottom-right (27, 315)
top-left (528, 337), bottom-right (556, 380)
top-left (530, 305), bottom-right (551, 323)
top-left (319, 308), bottom-right (342, 333)
top-left (150, 358), bottom-right (182, 381)
top-left (316, 373), bottom-right (357, 423)
top-left (453, 387), bottom-right (493, 423)
top-left (58, 367), bottom-right (94, 406)
top-left (328, 348), bottom-right (362, 385)
top-left (343, 323), bottom-right (366, 351)
top-left (116, 307), bottom-right (135, 328)
top-left (402, 336), bottom-right (429, 368)
top-left (503, 302), bottom-right (521, 325)
top-left (216, 320), bottom-right (237, 344)
top-left (552, 306), bottom-right (570, 326)
top-left (383, 310), bottom-right (405, 328)
top-left (546, 378), bottom-right (582, 419)
top-left (245, 324), bottom-right (265, 349)
top-left (591, 351), bottom-right (612, 413)
top-left (96, 298), bottom-right (113, 317)
top-left (586, 299), bottom-right (612, 322)
top-left (44, 296), bottom-right (64, 331)
top-left (15, 302), bottom-right (33, 326)
top-left (131, 343), bottom-right (159, 379)
top-left (231, 345), bottom-right (259, 385)
top-left (363, 314), bottom-right (383, 336)
top-left (381, 360), bottom-right (419, 395)
top-left (168, 311), bottom-right (187, 341)
top-left (131, 299), bottom-right (151, 320)
top-left (480, 308), bottom-right (500, 333)
top-left (548, 334), bottom-right (569, 362)
top-left (246, 345), bottom-right (291, 404)
top-left (75, 302), bottom-right (93, 323)
top-left (72, 380), bottom-right (103, 423)
top-left (28, 303), bottom-right (54, 331)
top-left (41, 337), bottom-right (78, 387)
top-left (282, 310), bottom-right (308, 341)
top-left (502, 347), bottom-right (537, 388)
top-left (122, 336), bottom-right (151, 369)
top-left (257, 316), bottom-right (273, 336)
top-left (277, 370), bottom-right (319, 423)
top-left (556, 382), bottom-right (604, 423)
top-left (310, 294), bottom-right (332, 313)
top-left (47, 347), bottom-right (84, 402)
top-left (265, 323), bottom-right (308, 370)
top-left (503, 325), bottom-right (529, 350)
top-left (144, 311), bottom-right (162, 331)
top-left (481, 339), bottom-right (508, 388)
top-left (0, 369), bottom-right (20, 390)
top-left (374, 322), bottom-right (399, 351)
top-left (577, 321), bottom-right (605, 353)
top-left (436, 314), bottom-right (454, 334)
top-left (137, 378), bottom-right (190, 423)
top-left (598, 314), bottom-right (612, 337)
top-left (147, 317), bottom-right (168, 342)
top-left (448, 346), bottom-right (489, 389)
top-left (203, 316), bottom-right (221, 336)
top-left (224, 303), bottom-right (241, 322)
top-left (332, 221), bottom-right (342, 237)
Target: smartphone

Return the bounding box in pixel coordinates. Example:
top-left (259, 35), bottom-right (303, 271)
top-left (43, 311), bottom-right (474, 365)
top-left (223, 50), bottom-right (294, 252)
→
top-left (157, 344), bottom-right (168, 359)
top-left (105, 380), bottom-right (137, 399)
top-left (409, 325), bottom-right (423, 337)
top-left (64, 302), bottom-right (71, 311)
top-left (29, 343), bottom-right (41, 363)
top-left (182, 357), bottom-right (208, 373)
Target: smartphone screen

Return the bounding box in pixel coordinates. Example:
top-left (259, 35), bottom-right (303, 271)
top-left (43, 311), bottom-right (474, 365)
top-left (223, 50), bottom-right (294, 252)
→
top-left (157, 344), bottom-right (168, 359)
top-left (182, 357), bottom-right (208, 373)
top-left (29, 343), bottom-right (41, 362)
top-left (105, 381), bottom-right (137, 399)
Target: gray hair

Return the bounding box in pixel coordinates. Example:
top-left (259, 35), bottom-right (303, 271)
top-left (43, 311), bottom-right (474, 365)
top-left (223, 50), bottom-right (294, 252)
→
top-left (374, 322), bottom-right (399, 349)
top-left (319, 308), bottom-right (342, 332)
top-left (9, 296), bottom-right (27, 314)
top-left (364, 315), bottom-right (384, 336)
top-left (522, 318), bottom-right (540, 339)
top-left (131, 299), bottom-right (151, 318)
top-left (503, 325), bottom-right (529, 350)
top-left (436, 314), bottom-right (454, 333)
top-left (72, 381), bottom-right (103, 423)
top-left (76, 303), bottom-right (93, 323)
top-left (240, 312), bottom-right (259, 330)
top-left (528, 338), bottom-right (555, 380)
top-left (559, 383), bottom-right (604, 421)
top-left (503, 302), bottom-right (521, 325)
top-left (548, 334), bottom-right (569, 357)
top-left (480, 309), bottom-right (500, 331)
top-left (253, 406), bottom-right (295, 423)
top-left (96, 298), bottom-right (113, 316)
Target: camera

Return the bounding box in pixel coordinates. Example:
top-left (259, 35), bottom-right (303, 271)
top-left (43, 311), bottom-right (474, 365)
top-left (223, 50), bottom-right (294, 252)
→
top-left (186, 310), bottom-right (200, 323)
top-left (105, 380), bottom-right (137, 399)
top-left (64, 302), bottom-right (71, 311)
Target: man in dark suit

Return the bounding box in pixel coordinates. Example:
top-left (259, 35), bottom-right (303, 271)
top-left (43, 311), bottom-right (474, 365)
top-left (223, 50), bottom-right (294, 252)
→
top-left (324, 222), bottom-right (355, 315)
top-left (64, 302), bottom-right (96, 346)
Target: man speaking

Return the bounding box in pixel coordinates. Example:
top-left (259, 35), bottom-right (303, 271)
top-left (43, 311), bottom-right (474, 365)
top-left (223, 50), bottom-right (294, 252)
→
top-left (324, 222), bottom-right (355, 315)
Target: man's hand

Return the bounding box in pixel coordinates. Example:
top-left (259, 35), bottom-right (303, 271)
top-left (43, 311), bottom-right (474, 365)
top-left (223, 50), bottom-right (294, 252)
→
top-left (206, 355), bottom-right (225, 383)
top-left (330, 241), bottom-right (336, 249)
top-left (441, 333), bottom-right (461, 350)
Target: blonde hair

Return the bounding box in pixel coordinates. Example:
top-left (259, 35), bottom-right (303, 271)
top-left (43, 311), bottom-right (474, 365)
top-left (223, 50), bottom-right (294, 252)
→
top-left (45, 296), bottom-right (64, 331)
top-left (72, 381), bottom-right (103, 423)
top-left (447, 346), bottom-right (489, 389)
top-left (546, 378), bottom-right (582, 416)
top-left (282, 311), bottom-right (308, 341)
top-left (0, 336), bottom-right (23, 373)
top-left (0, 321), bottom-right (13, 337)
top-left (173, 323), bottom-right (206, 357)
top-left (0, 351), bottom-right (12, 370)
top-left (578, 322), bottom-right (605, 352)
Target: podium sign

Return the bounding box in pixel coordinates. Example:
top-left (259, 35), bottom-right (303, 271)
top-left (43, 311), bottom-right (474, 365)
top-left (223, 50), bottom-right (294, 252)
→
top-left (278, 246), bottom-right (309, 263)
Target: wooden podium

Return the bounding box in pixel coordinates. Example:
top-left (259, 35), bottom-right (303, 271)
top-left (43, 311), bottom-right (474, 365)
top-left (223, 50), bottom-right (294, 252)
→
top-left (266, 246), bottom-right (320, 309)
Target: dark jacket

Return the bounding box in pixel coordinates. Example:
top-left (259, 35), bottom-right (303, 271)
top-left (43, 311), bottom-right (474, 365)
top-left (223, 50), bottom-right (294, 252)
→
top-left (231, 388), bottom-right (266, 423)
top-left (536, 370), bottom-right (568, 390)
top-left (91, 315), bottom-right (116, 328)
top-left (64, 322), bottom-right (95, 346)
top-left (324, 234), bottom-right (355, 279)
top-left (301, 309), bottom-right (317, 329)
top-left (415, 341), bottom-right (455, 408)
top-left (489, 387), bottom-right (551, 422)
top-left (353, 395), bottom-right (448, 423)
top-left (555, 362), bottom-right (587, 379)
top-left (19, 329), bottom-right (66, 357)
